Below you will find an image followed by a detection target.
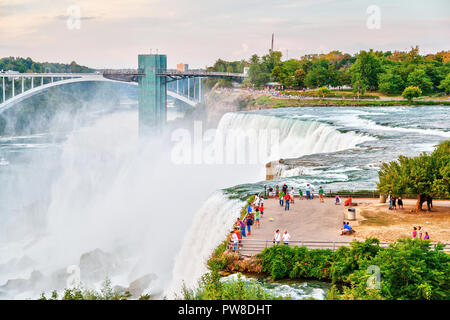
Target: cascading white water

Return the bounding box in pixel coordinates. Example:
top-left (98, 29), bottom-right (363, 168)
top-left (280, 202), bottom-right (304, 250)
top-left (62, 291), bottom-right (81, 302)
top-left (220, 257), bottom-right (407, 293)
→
top-left (216, 112), bottom-right (375, 163)
top-left (166, 191), bottom-right (243, 297)
top-left (1, 108), bottom-right (378, 299)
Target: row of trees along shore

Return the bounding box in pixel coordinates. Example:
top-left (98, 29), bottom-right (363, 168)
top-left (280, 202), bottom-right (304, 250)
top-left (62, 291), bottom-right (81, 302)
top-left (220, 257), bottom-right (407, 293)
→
top-left (206, 46), bottom-right (450, 97)
top-left (377, 140), bottom-right (450, 211)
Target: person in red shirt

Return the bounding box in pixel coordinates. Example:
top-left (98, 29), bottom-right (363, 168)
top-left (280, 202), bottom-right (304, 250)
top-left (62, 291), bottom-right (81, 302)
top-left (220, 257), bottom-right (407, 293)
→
top-left (284, 193), bottom-right (291, 211)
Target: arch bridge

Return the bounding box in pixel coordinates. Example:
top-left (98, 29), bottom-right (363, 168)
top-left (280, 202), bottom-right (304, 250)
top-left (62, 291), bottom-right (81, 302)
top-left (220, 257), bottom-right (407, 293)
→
top-left (0, 54), bottom-right (246, 135)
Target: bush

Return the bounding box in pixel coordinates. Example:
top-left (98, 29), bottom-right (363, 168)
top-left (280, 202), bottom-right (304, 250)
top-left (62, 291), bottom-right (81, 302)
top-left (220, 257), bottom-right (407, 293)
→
top-left (181, 272), bottom-right (285, 300)
top-left (257, 238), bottom-right (448, 300)
top-left (402, 86), bottom-right (422, 102)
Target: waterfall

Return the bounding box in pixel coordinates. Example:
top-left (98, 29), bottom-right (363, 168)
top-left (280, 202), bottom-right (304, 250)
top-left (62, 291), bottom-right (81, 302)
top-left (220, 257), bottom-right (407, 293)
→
top-left (166, 191), bottom-right (243, 298)
top-left (216, 112), bottom-right (375, 163)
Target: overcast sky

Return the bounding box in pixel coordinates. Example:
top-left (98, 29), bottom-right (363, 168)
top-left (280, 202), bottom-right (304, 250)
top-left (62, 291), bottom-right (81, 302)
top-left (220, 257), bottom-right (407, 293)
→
top-left (0, 0), bottom-right (449, 69)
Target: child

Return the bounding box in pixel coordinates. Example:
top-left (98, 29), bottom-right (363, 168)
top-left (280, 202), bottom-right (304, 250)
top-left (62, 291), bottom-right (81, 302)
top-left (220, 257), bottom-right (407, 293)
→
top-left (335, 195), bottom-right (341, 205)
top-left (279, 191), bottom-right (285, 207)
top-left (424, 232), bottom-right (430, 240)
top-left (299, 188), bottom-right (303, 200)
top-left (254, 208), bottom-right (261, 228)
top-left (397, 197), bottom-right (404, 209)
top-left (260, 204), bottom-right (264, 218)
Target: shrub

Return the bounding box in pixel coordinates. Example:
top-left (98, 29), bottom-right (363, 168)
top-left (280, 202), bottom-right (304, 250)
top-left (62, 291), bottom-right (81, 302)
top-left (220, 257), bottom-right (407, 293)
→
top-left (402, 86), bottom-right (422, 102)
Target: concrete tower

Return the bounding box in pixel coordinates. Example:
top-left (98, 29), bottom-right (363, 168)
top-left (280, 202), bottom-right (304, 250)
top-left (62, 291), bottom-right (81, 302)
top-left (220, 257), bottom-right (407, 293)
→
top-left (138, 54), bottom-right (167, 136)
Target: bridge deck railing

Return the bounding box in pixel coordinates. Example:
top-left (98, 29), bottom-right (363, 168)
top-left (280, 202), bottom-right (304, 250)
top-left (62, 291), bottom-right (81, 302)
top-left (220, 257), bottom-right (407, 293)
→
top-left (227, 239), bottom-right (450, 255)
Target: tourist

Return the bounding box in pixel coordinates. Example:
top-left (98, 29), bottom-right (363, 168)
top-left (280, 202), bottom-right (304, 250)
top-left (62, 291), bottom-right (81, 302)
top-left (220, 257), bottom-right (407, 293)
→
top-left (284, 192), bottom-right (291, 211)
top-left (253, 193), bottom-right (260, 207)
top-left (388, 193), bottom-right (392, 210)
top-left (246, 214), bottom-right (253, 236)
top-left (231, 231), bottom-right (239, 251)
top-left (247, 202), bottom-right (253, 216)
top-left (282, 184), bottom-right (288, 194)
top-left (299, 188), bottom-right (303, 200)
top-left (341, 222), bottom-right (352, 235)
top-left (424, 232), bottom-right (430, 240)
top-left (392, 196), bottom-right (397, 210)
top-left (306, 184), bottom-right (312, 200)
top-left (318, 186), bottom-right (324, 203)
top-left (398, 197), bottom-right (404, 209)
top-left (254, 208), bottom-right (261, 228)
top-left (279, 191), bottom-right (285, 207)
top-left (417, 226), bottom-right (423, 239)
top-left (344, 196), bottom-right (352, 206)
top-left (412, 226), bottom-right (417, 239)
top-left (282, 231), bottom-right (291, 245)
top-left (273, 229), bottom-right (281, 245)
top-left (259, 196), bottom-right (264, 207)
top-left (268, 186), bottom-right (274, 197)
top-left (275, 185), bottom-right (279, 197)
top-left (335, 195), bottom-right (341, 205)
top-left (234, 226), bottom-right (242, 248)
top-left (426, 197), bottom-right (433, 211)
top-left (260, 203), bottom-right (264, 218)
top-left (290, 187), bottom-right (295, 204)
top-left (238, 218), bottom-right (246, 237)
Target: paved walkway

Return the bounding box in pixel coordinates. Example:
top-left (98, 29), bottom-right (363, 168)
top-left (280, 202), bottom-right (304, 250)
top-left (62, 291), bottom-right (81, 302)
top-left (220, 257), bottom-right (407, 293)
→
top-left (248, 196), bottom-right (359, 242)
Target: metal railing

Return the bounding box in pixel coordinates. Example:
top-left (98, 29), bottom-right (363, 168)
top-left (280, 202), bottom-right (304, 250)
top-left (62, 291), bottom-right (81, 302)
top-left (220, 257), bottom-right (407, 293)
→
top-left (228, 239), bottom-right (450, 255)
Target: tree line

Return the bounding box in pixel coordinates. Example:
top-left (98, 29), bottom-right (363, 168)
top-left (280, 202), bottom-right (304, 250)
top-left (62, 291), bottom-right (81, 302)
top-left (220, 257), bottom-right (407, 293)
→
top-left (206, 46), bottom-right (450, 96)
top-left (0, 57), bottom-right (93, 74)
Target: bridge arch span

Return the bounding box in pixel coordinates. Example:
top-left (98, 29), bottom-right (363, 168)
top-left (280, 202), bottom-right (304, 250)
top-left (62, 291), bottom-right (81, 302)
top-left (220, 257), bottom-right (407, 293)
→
top-left (0, 76), bottom-right (197, 114)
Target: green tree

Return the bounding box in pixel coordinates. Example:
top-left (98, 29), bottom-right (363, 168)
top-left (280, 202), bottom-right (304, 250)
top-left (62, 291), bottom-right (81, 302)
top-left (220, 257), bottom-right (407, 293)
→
top-left (407, 68), bottom-right (433, 94)
top-left (316, 86), bottom-right (330, 98)
top-left (350, 50), bottom-right (382, 91)
top-left (438, 73), bottom-right (450, 93)
top-left (378, 70), bottom-right (405, 95)
top-left (402, 86), bottom-right (422, 102)
top-left (293, 68), bottom-right (306, 88)
top-left (377, 140), bottom-right (449, 211)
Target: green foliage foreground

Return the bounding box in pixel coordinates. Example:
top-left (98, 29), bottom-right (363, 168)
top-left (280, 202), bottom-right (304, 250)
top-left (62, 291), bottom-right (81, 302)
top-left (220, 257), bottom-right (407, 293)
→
top-left (181, 272), bottom-right (286, 300)
top-left (257, 238), bottom-right (449, 300)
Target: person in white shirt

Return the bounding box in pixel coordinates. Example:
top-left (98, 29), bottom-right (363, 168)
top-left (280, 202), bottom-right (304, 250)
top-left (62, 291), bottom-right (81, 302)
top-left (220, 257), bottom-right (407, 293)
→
top-left (259, 197), bottom-right (264, 207)
top-left (273, 229), bottom-right (281, 245)
top-left (231, 231), bottom-right (239, 251)
top-left (282, 231), bottom-right (291, 245)
top-left (289, 187), bottom-right (295, 204)
top-left (253, 193), bottom-right (260, 207)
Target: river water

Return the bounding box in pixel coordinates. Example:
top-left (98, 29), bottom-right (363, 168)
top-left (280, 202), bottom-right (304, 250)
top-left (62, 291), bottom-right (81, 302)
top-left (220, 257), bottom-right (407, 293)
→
top-left (0, 96), bottom-right (448, 299)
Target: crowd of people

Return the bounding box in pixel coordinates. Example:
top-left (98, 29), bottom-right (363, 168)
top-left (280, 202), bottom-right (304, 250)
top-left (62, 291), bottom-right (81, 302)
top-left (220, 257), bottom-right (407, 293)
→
top-left (230, 193), bottom-right (265, 251)
top-left (267, 183), bottom-right (326, 203)
top-left (412, 226), bottom-right (430, 240)
top-left (387, 194), bottom-right (404, 210)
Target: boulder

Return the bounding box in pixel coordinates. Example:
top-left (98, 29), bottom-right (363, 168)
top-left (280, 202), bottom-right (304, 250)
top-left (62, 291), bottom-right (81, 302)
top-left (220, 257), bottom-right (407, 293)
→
top-left (79, 248), bottom-right (119, 284)
top-left (126, 273), bottom-right (157, 298)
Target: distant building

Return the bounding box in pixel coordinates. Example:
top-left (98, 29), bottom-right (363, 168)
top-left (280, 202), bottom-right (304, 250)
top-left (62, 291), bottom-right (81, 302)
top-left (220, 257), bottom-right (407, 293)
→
top-left (177, 63), bottom-right (189, 72)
